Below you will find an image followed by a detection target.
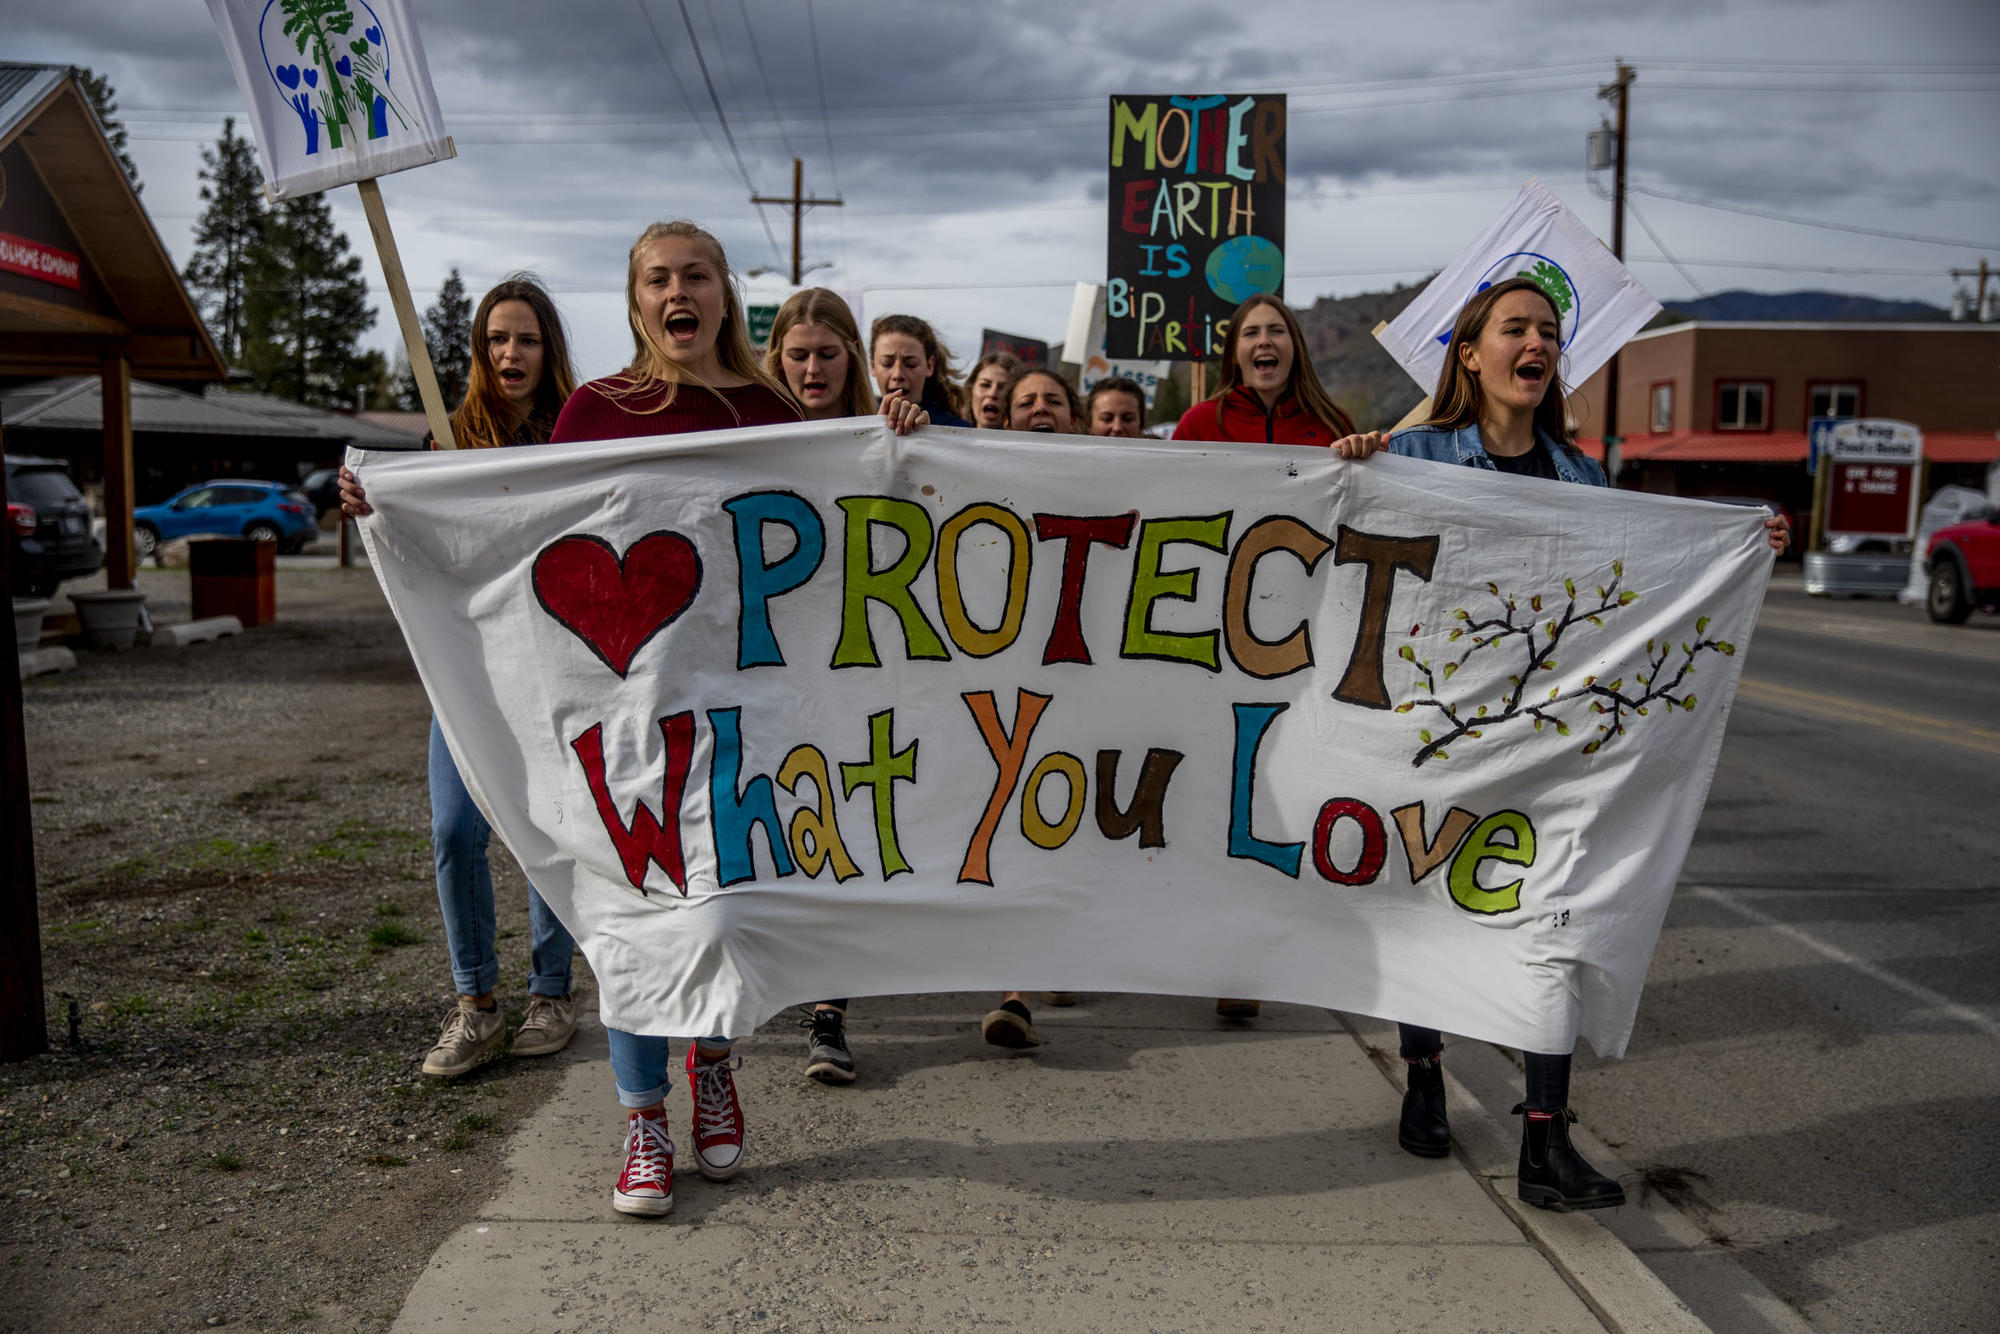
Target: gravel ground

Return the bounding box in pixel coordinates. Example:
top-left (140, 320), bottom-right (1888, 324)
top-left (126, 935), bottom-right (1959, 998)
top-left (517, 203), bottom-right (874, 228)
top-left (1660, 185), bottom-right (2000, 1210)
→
top-left (6, 565), bottom-right (588, 1333)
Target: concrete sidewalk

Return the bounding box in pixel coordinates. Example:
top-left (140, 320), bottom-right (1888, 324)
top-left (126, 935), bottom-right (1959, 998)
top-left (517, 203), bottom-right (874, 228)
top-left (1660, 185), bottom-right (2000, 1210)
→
top-left (392, 994), bottom-right (1705, 1333)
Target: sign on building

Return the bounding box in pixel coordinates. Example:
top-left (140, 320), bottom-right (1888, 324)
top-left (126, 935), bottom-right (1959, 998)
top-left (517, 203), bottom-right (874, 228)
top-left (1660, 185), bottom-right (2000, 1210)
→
top-left (1825, 419), bottom-right (1923, 540)
top-left (747, 304), bottom-right (779, 351)
top-left (1105, 93), bottom-right (1286, 362)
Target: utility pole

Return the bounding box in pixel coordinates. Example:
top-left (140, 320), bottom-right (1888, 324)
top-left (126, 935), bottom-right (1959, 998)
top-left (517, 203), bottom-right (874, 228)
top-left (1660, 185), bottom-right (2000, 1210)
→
top-left (1597, 62), bottom-right (1635, 478)
top-left (1950, 259), bottom-right (1991, 321)
top-left (750, 158), bottom-right (843, 287)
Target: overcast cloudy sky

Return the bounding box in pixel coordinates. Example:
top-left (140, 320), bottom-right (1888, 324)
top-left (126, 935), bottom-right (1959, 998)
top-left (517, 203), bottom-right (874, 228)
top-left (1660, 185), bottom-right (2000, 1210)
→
top-left (13, 0), bottom-right (2000, 381)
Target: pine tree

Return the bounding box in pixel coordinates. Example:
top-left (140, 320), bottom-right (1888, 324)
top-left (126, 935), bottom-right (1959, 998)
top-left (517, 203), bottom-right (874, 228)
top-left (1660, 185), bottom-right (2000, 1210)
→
top-left (75, 67), bottom-right (141, 195)
top-left (421, 268), bottom-right (473, 412)
top-left (182, 118), bottom-right (266, 364)
top-left (240, 192), bottom-right (377, 407)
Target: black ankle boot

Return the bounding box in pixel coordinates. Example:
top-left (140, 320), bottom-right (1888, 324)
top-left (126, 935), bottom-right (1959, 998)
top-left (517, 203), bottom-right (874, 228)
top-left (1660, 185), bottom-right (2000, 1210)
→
top-left (1398, 1056), bottom-right (1450, 1158)
top-left (1514, 1105), bottom-right (1625, 1211)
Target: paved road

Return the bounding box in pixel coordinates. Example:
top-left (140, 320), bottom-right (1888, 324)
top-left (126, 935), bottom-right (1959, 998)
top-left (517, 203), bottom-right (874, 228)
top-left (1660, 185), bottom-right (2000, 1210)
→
top-left (1562, 578), bottom-right (2000, 1332)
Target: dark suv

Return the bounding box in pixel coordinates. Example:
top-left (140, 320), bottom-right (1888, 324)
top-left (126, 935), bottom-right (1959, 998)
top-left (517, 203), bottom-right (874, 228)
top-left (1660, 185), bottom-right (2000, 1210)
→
top-left (6, 455), bottom-right (103, 597)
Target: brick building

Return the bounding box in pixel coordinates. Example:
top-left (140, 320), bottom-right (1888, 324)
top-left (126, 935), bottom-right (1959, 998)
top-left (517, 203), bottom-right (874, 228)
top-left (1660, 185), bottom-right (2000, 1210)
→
top-left (1569, 321), bottom-right (2000, 522)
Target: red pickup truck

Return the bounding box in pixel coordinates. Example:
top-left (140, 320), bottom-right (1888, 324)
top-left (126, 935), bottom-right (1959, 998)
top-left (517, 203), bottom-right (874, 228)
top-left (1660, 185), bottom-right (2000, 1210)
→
top-left (1925, 509), bottom-right (2000, 623)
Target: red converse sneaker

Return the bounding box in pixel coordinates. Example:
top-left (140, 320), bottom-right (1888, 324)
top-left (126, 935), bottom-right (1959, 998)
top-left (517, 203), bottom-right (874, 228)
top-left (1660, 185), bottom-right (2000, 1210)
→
top-left (686, 1046), bottom-right (745, 1181)
top-left (612, 1109), bottom-right (674, 1216)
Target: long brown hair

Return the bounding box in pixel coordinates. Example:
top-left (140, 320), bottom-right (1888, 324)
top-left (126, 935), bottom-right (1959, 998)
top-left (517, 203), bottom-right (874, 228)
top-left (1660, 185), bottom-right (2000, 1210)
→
top-left (764, 288), bottom-right (876, 418)
top-left (603, 219), bottom-right (795, 417)
top-left (1422, 276), bottom-right (1574, 445)
top-left (1212, 295), bottom-right (1356, 438)
top-left (870, 313), bottom-right (964, 418)
top-left (451, 274), bottom-right (576, 447)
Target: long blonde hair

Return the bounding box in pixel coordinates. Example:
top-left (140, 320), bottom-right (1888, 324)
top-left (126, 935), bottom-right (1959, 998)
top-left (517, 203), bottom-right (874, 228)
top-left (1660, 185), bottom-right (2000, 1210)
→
top-left (764, 288), bottom-right (876, 418)
top-left (1212, 295), bottom-right (1356, 438)
top-left (603, 220), bottom-right (794, 416)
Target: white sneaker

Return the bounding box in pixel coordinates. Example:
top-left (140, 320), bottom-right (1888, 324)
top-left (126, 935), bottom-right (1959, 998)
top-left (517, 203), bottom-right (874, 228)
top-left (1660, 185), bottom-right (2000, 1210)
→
top-left (421, 997), bottom-right (505, 1078)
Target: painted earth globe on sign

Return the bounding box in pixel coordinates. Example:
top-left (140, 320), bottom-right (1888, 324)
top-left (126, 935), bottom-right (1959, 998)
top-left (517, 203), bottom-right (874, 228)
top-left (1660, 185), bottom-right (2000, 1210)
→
top-left (1205, 235), bottom-right (1285, 304)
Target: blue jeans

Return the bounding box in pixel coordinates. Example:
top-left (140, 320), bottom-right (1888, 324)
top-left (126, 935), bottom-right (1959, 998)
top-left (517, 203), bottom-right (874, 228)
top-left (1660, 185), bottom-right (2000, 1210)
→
top-left (430, 717), bottom-right (575, 998)
top-left (607, 1029), bottom-right (734, 1108)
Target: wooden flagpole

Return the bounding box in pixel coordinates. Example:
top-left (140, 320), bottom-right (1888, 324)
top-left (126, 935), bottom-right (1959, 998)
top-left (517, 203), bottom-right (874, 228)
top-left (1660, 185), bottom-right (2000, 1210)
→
top-left (356, 177), bottom-right (457, 450)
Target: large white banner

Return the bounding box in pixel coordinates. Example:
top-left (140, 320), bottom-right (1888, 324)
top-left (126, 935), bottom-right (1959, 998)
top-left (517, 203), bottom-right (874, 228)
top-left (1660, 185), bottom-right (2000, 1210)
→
top-left (352, 422), bottom-right (1770, 1057)
top-left (1376, 180), bottom-right (1661, 397)
top-left (203, 0), bottom-right (454, 199)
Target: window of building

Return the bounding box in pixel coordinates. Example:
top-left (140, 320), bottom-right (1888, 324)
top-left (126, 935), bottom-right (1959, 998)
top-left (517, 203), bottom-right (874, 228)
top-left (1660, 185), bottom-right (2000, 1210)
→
top-left (1715, 381), bottom-right (1770, 431)
top-left (1807, 382), bottom-right (1862, 420)
top-left (1650, 382), bottom-right (1673, 434)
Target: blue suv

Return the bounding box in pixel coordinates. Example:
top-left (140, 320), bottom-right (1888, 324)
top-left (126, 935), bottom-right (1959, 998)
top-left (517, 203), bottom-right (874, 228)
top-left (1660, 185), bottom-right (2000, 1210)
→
top-left (133, 481), bottom-right (320, 560)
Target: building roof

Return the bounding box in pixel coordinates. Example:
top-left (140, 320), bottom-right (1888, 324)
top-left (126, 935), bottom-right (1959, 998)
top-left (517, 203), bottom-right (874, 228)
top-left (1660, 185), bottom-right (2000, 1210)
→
top-left (1576, 430), bottom-right (2000, 465)
top-left (0, 63), bottom-right (225, 381)
top-left (0, 376), bottom-right (424, 448)
top-left (1630, 320), bottom-right (2000, 344)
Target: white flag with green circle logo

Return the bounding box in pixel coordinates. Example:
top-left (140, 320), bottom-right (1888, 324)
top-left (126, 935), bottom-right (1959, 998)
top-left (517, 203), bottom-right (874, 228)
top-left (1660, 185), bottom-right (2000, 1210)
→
top-left (1376, 180), bottom-right (1661, 401)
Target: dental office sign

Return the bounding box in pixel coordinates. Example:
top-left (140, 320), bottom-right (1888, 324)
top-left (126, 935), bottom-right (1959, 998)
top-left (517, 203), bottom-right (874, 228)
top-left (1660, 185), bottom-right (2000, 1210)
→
top-left (1377, 180), bottom-right (1660, 395)
top-left (1825, 418), bottom-right (1922, 540)
top-left (202, 0), bottom-right (454, 199)
top-left (1105, 93), bottom-right (1287, 361)
top-left (353, 420), bottom-right (1770, 1058)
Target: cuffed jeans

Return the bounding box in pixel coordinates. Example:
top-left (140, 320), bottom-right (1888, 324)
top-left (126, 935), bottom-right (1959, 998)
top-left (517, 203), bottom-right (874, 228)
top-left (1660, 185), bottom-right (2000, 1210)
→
top-left (607, 1029), bottom-right (734, 1109)
top-left (430, 717), bottom-right (575, 998)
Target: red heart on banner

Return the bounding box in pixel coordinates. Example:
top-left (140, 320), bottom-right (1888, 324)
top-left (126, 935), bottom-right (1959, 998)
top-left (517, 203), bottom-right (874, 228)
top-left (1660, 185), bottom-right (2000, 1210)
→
top-left (531, 531), bottom-right (704, 678)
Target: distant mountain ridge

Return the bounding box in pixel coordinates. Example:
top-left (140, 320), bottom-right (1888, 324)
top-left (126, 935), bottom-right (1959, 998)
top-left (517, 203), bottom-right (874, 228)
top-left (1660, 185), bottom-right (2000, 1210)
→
top-left (1657, 290), bottom-right (1949, 323)
top-left (1295, 285), bottom-right (1951, 431)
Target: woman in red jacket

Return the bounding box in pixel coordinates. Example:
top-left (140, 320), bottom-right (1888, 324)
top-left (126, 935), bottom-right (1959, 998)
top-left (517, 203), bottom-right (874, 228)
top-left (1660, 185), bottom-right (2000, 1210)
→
top-left (1172, 295), bottom-right (1380, 455)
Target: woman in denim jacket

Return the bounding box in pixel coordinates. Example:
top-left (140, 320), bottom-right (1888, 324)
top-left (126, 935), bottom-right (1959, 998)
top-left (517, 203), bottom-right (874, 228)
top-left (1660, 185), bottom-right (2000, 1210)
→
top-left (1378, 277), bottom-right (1787, 1211)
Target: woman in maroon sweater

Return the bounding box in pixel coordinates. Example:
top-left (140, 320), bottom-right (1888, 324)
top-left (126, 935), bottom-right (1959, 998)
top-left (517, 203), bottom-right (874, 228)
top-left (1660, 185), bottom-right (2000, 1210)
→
top-left (552, 222), bottom-right (799, 443)
top-left (1173, 296), bottom-right (1381, 456)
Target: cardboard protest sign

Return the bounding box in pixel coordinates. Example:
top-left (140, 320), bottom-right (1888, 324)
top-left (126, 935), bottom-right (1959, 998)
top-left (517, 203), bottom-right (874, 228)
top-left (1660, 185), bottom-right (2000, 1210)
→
top-left (981, 330), bottom-right (1050, 367)
top-left (1106, 94), bottom-right (1286, 362)
top-left (353, 421), bottom-right (1769, 1057)
top-left (1376, 180), bottom-right (1660, 397)
top-left (202, 0), bottom-right (454, 199)
top-left (1065, 283), bottom-right (1173, 407)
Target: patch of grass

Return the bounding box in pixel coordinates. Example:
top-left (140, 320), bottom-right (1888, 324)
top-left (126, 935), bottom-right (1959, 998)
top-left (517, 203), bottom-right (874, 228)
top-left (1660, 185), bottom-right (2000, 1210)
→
top-left (184, 839), bottom-right (281, 873)
top-left (364, 1153), bottom-right (408, 1168)
top-left (242, 928), bottom-right (267, 945)
top-left (209, 1150), bottom-right (243, 1172)
top-left (371, 901), bottom-right (405, 918)
top-left (105, 853), bottom-right (160, 880)
top-left (367, 923), bottom-right (420, 949)
top-left (110, 994), bottom-right (156, 1019)
top-left (179, 915), bottom-right (215, 933)
top-left (46, 918), bottom-right (108, 939)
top-left (439, 1134), bottom-right (474, 1153)
top-left (456, 1113), bottom-right (498, 1134)
top-left (309, 821), bottom-right (427, 864)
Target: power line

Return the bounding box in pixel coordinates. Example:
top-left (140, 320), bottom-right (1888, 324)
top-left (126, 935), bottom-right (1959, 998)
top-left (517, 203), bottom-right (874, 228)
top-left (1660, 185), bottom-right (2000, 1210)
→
top-left (1625, 195), bottom-right (1707, 297)
top-left (1630, 182), bottom-right (2000, 251)
top-left (659, 0), bottom-right (785, 265)
top-left (734, 0), bottom-right (798, 162)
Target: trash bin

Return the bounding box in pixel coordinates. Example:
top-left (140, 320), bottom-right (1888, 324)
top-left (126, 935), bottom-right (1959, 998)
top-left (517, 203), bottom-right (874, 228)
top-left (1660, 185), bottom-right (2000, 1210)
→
top-left (190, 537), bottom-right (275, 627)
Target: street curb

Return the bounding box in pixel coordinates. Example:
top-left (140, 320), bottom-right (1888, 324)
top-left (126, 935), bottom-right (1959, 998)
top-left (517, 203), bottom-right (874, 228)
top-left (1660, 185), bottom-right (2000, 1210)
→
top-left (1343, 1017), bottom-right (1712, 1334)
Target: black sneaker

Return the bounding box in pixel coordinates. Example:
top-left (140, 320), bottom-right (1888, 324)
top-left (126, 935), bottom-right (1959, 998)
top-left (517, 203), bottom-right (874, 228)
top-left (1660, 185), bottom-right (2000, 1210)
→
top-left (802, 1008), bottom-right (856, 1085)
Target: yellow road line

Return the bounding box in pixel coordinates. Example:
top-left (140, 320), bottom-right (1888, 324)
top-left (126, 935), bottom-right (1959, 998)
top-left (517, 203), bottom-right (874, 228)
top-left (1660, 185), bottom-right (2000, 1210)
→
top-left (1737, 677), bottom-right (2000, 756)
